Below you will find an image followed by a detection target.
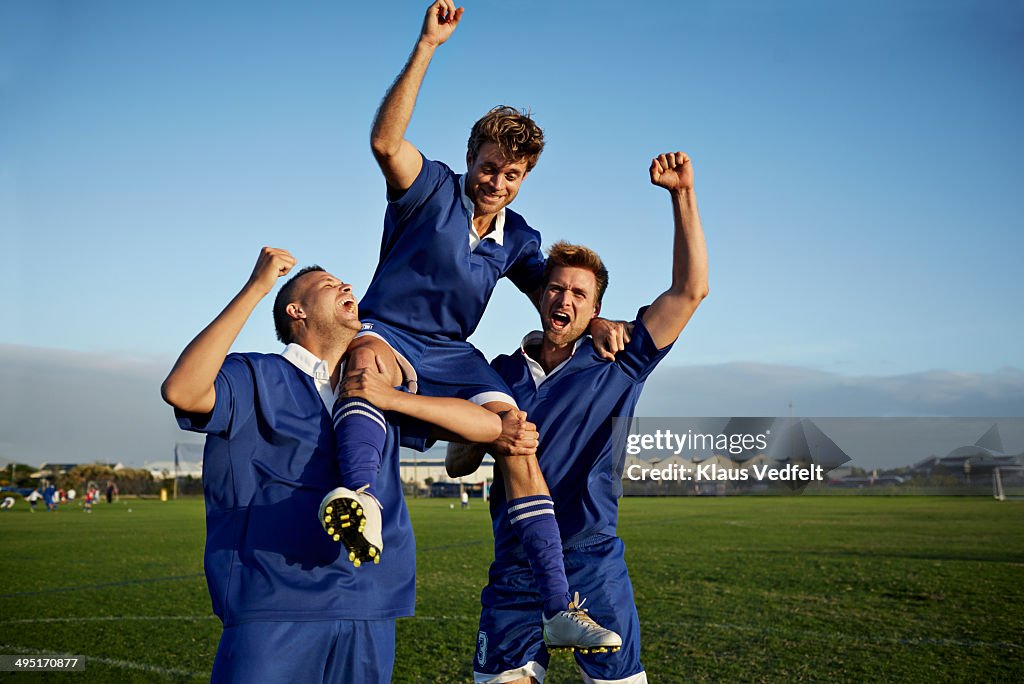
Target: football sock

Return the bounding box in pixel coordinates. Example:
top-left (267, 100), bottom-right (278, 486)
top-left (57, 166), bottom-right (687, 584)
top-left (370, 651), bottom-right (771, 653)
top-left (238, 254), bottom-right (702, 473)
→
top-left (333, 397), bottom-right (387, 497)
top-left (507, 495), bottom-right (572, 618)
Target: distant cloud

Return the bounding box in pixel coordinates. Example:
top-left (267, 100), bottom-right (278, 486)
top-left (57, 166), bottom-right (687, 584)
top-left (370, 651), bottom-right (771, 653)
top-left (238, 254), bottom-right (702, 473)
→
top-left (2, 346), bottom-right (1022, 468)
top-left (639, 363), bottom-right (1024, 417)
top-left (0, 345), bottom-right (200, 467)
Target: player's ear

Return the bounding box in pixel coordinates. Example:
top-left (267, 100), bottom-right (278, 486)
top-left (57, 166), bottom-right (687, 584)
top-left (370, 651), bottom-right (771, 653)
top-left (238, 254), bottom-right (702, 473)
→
top-left (466, 151), bottom-right (474, 169)
top-left (286, 302), bottom-right (305, 321)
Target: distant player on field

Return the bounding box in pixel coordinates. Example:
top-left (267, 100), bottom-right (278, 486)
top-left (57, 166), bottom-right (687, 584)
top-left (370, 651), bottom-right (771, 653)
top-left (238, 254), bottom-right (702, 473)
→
top-left (449, 151), bottom-right (709, 683)
top-left (320, 0), bottom-right (626, 651)
top-left (163, 247), bottom-right (501, 682)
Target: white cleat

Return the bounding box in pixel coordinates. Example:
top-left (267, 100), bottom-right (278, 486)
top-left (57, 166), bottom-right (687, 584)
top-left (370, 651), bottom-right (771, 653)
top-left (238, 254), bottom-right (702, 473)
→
top-left (542, 592), bottom-right (622, 654)
top-left (318, 485), bottom-right (383, 567)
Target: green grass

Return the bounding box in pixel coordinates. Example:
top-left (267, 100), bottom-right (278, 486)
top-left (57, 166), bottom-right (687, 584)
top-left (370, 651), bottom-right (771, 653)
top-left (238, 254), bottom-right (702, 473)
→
top-left (0, 497), bottom-right (1021, 682)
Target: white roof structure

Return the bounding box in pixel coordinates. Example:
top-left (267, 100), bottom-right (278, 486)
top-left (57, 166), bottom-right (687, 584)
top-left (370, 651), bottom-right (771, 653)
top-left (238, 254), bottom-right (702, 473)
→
top-left (145, 460), bottom-right (203, 479)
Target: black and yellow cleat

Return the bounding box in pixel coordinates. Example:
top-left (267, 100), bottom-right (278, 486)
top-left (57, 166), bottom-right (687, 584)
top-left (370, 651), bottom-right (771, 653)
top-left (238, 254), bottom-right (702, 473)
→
top-left (319, 485), bottom-right (384, 567)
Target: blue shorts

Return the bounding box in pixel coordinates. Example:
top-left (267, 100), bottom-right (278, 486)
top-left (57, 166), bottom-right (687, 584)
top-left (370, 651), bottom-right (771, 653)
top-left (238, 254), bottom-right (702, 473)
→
top-left (211, 618), bottom-right (395, 684)
top-left (474, 537), bottom-right (647, 684)
top-left (357, 319), bottom-right (516, 407)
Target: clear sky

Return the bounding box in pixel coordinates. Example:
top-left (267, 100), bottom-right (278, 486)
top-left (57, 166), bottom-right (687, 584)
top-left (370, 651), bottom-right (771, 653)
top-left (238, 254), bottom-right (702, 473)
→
top-left (2, 0), bottom-right (1022, 467)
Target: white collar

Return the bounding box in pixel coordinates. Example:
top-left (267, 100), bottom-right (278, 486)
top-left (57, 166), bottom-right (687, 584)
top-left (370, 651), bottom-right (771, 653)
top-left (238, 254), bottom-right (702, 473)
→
top-left (460, 174), bottom-right (505, 250)
top-left (280, 343), bottom-right (340, 410)
top-left (519, 331), bottom-right (590, 389)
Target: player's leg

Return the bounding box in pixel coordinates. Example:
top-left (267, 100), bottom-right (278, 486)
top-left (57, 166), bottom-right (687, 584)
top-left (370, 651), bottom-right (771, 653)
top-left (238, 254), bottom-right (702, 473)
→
top-left (416, 340), bottom-right (571, 618)
top-left (484, 399), bottom-right (571, 620)
top-left (322, 619), bottom-right (397, 684)
top-left (567, 538), bottom-right (645, 682)
top-left (321, 328), bottom-right (416, 565)
top-left (474, 561), bottom-right (550, 684)
top-left (333, 335), bottom-right (404, 495)
top-left (418, 341), bottom-right (617, 648)
top-left (211, 620), bottom-right (337, 684)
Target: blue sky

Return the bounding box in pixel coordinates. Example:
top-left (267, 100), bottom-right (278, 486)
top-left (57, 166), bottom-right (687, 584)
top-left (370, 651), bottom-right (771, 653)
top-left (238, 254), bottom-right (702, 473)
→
top-left (2, 1), bottom-right (1022, 466)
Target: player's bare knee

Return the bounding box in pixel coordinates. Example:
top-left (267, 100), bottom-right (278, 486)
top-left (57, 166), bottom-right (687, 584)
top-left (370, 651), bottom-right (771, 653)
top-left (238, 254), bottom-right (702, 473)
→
top-left (345, 336), bottom-right (402, 385)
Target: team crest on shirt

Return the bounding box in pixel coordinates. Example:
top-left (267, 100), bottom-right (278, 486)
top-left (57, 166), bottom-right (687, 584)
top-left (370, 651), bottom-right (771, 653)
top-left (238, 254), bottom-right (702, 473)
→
top-left (476, 630), bottom-right (488, 665)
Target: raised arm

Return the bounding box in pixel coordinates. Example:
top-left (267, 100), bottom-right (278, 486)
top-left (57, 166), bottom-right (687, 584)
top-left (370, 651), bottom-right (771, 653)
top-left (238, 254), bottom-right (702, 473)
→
top-left (642, 152), bottom-right (709, 349)
top-left (370, 0), bottom-right (464, 191)
top-left (161, 247), bottom-right (296, 413)
top-left (341, 367), bottom-right (501, 444)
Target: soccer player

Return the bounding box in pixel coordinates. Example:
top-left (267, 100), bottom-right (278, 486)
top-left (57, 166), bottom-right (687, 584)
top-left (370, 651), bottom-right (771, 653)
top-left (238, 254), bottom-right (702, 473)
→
top-left (321, 0), bottom-right (626, 650)
top-left (449, 151), bottom-right (709, 683)
top-left (162, 247), bottom-right (502, 683)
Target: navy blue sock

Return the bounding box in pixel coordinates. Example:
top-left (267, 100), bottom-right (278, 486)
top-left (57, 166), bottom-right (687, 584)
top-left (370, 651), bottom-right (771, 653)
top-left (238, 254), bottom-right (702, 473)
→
top-left (507, 495), bottom-right (571, 618)
top-left (333, 397), bottom-right (387, 497)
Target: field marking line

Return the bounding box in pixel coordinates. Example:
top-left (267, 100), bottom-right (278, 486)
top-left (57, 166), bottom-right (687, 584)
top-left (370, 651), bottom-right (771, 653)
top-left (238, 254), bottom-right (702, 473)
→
top-left (418, 540), bottom-right (484, 552)
top-left (0, 573), bottom-right (205, 598)
top-left (405, 616), bottom-right (1020, 650)
top-left (0, 643), bottom-right (197, 678)
top-left (6, 616), bottom-right (217, 624)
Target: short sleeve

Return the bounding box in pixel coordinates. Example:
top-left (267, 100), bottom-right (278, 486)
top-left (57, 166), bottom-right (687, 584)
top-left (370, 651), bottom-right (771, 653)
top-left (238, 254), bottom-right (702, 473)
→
top-left (615, 311), bottom-right (674, 383)
top-left (387, 155), bottom-right (453, 226)
top-left (175, 354), bottom-right (254, 437)
top-left (504, 234), bottom-right (547, 296)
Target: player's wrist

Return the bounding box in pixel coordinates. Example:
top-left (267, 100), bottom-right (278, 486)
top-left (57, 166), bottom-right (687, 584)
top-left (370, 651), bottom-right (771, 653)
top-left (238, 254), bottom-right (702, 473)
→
top-left (415, 37), bottom-right (441, 52)
top-left (240, 279), bottom-right (273, 301)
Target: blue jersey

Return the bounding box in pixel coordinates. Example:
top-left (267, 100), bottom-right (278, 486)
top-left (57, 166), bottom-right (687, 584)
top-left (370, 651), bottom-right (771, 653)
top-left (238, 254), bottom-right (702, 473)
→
top-left (176, 353), bottom-right (417, 626)
top-left (488, 316), bottom-right (672, 563)
top-left (358, 155), bottom-right (547, 341)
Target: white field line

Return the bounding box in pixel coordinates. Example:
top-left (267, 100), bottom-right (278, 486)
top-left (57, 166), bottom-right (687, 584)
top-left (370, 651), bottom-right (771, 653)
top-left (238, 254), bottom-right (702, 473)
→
top-left (6, 615), bottom-right (217, 624)
top-left (410, 615), bottom-right (1020, 649)
top-left (6, 615), bottom-right (1018, 651)
top-left (0, 643), bottom-right (197, 678)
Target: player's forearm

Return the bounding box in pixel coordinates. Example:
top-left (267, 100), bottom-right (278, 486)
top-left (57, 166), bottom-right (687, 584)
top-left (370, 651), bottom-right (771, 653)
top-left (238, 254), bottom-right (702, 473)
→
top-left (667, 189), bottom-right (709, 301)
top-left (370, 41), bottom-right (436, 160)
top-left (446, 441), bottom-right (488, 478)
top-left (161, 282), bottom-right (267, 413)
top-left (643, 188), bottom-right (709, 349)
top-left (387, 392), bottom-right (503, 443)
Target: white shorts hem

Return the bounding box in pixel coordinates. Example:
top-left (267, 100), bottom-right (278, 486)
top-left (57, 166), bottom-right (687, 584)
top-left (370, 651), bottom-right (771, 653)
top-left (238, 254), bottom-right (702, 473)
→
top-left (474, 660), bottom-right (546, 684)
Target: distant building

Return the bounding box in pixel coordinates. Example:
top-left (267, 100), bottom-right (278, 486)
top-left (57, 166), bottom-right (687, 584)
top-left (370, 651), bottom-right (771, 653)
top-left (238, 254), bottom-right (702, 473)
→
top-left (399, 445), bottom-right (494, 488)
top-left (914, 424), bottom-right (1023, 477)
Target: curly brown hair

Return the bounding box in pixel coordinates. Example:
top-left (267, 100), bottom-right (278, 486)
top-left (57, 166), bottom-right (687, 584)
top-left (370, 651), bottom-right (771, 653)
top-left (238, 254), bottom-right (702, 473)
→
top-left (545, 241), bottom-right (609, 305)
top-left (467, 106), bottom-right (545, 171)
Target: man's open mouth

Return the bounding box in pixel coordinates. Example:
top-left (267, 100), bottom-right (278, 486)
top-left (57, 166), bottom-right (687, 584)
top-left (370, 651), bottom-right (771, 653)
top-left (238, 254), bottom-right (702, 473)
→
top-left (550, 312), bottom-right (571, 329)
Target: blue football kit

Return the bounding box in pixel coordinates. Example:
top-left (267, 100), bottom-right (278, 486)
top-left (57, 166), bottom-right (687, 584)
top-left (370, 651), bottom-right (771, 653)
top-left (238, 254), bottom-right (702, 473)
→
top-left (474, 315), bottom-right (672, 684)
top-left (177, 347), bottom-right (423, 683)
top-left (359, 154), bottom-right (547, 343)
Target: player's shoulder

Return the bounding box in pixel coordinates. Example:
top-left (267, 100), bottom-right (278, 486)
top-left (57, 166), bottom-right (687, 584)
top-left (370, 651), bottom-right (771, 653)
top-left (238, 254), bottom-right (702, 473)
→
top-left (503, 207), bottom-right (542, 241)
top-left (421, 155), bottom-right (458, 184)
top-left (224, 351), bottom-right (279, 366)
top-left (490, 349), bottom-right (526, 376)
top-left (221, 351), bottom-right (296, 378)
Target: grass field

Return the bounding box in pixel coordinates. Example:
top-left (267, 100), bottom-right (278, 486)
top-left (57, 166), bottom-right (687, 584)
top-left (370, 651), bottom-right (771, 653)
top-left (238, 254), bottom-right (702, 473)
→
top-left (0, 496), bottom-right (1021, 682)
